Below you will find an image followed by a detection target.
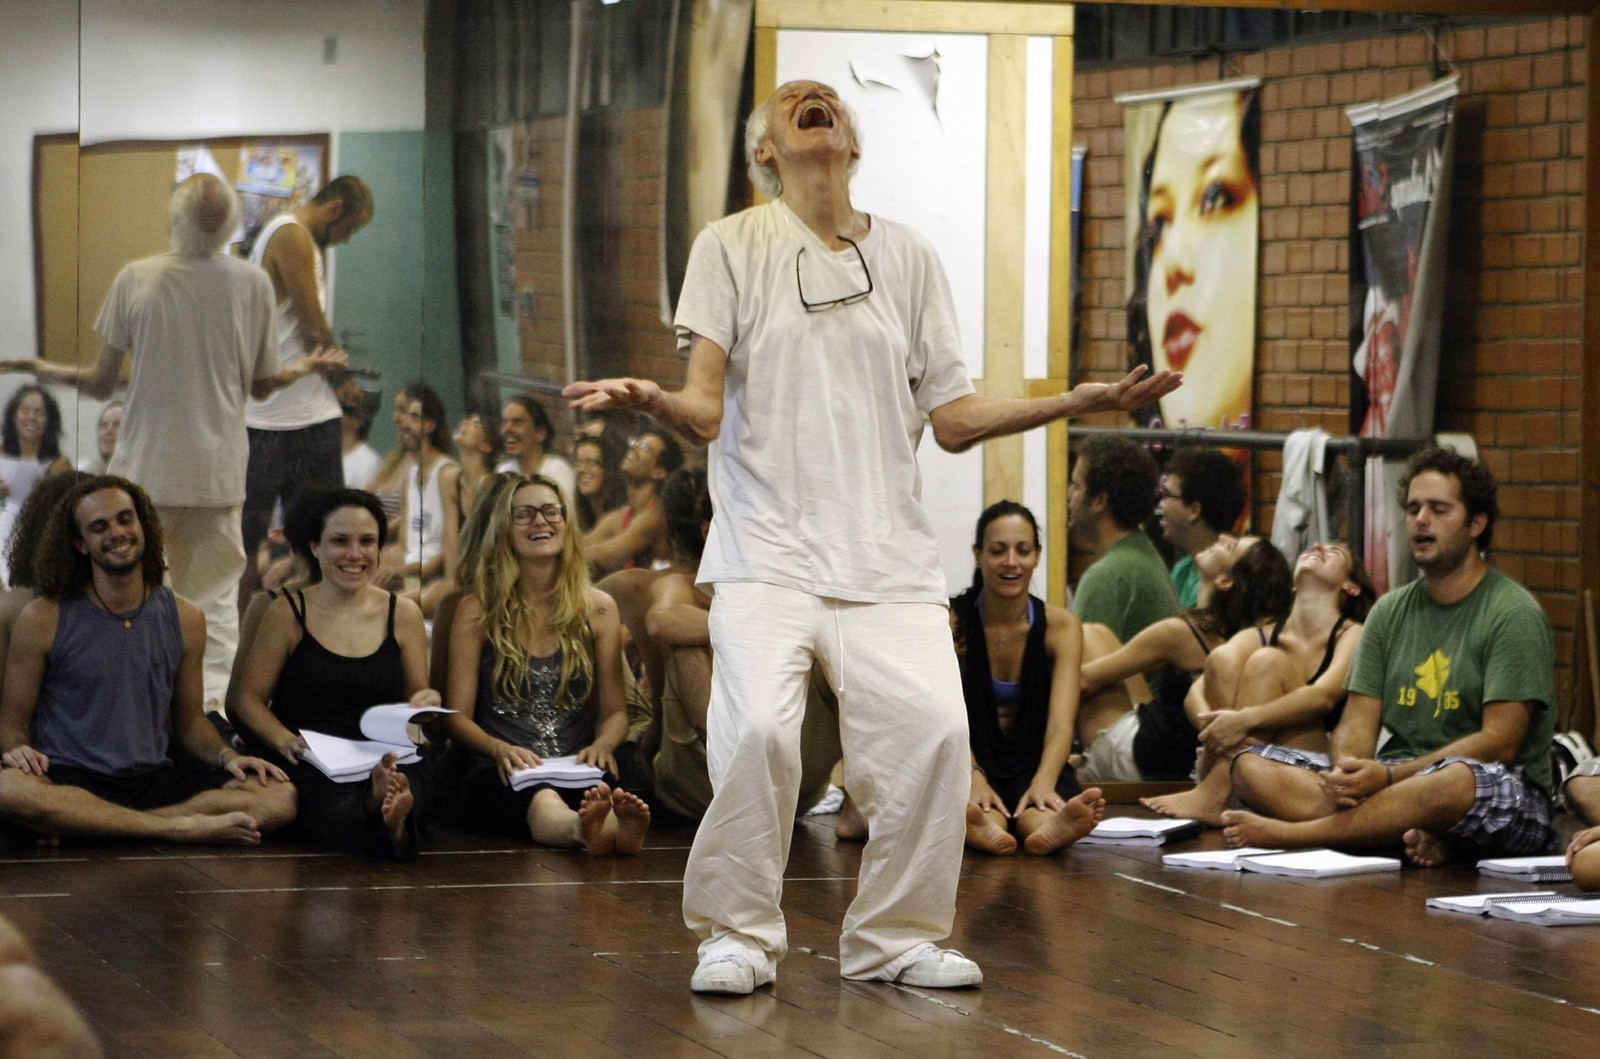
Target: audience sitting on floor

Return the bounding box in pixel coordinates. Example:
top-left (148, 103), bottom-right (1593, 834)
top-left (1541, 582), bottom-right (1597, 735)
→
top-left (0, 476), bottom-right (295, 846)
top-left (339, 386), bottom-right (383, 491)
top-left (1142, 541), bottom-right (1375, 823)
top-left (583, 429), bottom-right (682, 576)
top-left (440, 474), bottom-right (650, 854)
top-left (386, 383), bottom-right (460, 617)
top-left (572, 432), bottom-right (626, 534)
top-left (1076, 533), bottom-right (1292, 783)
top-left (643, 467), bottom-right (840, 821)
top-left (78, 401), bottom-right (124, 477)
top-left (1156, 446), bottom-right (1247, 608)
top-left (0, 471), bottom-right (91, 687)
top-left (453, 410), bottom-right (500, 520)
top-left (950, 501), bottom-right (1105, 856)
top-left (1069, 434), bottom-right (1182, 654)
top-left (1222, 446), bottom-right (1558, 866)
top-left (231, 488), bottom-right (440, 858)
top-left (497, 395), bottom-right (574, 502)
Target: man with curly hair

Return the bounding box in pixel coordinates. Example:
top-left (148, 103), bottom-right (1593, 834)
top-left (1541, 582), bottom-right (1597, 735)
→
top-left (0, 477), bottom-right (295, 846)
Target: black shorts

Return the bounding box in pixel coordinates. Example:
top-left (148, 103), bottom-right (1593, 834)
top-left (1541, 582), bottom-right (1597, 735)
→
top-left (45, 757), bottom-right (227, 811)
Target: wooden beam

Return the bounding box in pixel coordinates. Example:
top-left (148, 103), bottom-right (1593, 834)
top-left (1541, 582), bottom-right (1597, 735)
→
top-left (756, 0), bottom-right (1072, 34)
top-left (984, 33), bottom-right (1029, 507)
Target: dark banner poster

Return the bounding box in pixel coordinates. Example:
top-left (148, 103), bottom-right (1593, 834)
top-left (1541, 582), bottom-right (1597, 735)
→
top-left (1347, 77), bottom-right (1458, 593)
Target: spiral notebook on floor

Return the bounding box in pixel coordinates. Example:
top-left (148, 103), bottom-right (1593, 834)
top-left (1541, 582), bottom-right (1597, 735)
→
top-left (1425, 890), bottom-right (1559, 913)
top-left (1163, 847), bottom-right (1283, 871)
top-left (1485, 896), bottom-right (1600, 926)
top-left (1476, 855), bottom-right (1572, 883)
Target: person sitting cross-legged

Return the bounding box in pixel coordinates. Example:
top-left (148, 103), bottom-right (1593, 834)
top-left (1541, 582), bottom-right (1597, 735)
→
top-left (231, 488), bottom-right (441, 858)
top-left (0, 476), bottom-right (295, 846)
top-left (1222, 447), bottom-right (1557, 866)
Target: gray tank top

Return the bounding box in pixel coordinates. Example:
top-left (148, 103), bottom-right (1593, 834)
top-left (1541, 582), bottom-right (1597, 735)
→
top-left (34, 586), bottom-right (183, 774)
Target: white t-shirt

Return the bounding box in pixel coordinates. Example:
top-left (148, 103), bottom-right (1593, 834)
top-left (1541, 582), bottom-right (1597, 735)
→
top-left (404, 454), bottom-right (456, 567)
top-left (343, 442), bottom-right (383, 490)
top-left (245, 213), bottom-right (343, 431)
top-left (495, 452), bottom-right (576, 508)
top-left (673, 200), bottom-right (974, 604)
top-left (96, 251), bottom-right (278, 506)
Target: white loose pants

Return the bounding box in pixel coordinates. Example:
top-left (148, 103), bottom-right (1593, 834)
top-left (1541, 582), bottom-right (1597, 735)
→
top-left (158, 504), bottom-right (246, 709)
top-left (682, 582), bottom-right (970, 981)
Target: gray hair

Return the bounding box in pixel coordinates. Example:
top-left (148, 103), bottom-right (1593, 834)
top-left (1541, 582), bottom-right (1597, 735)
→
top-left (743, 87), bottom-right (865, 199)
top-left (169, 174), bottom-right (240, 257)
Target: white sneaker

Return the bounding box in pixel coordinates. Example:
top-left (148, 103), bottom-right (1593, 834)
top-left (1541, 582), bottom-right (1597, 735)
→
top-left (691, 953), bottom-right (771, 995)
top-left (893, 946), bottom-right (983, 988)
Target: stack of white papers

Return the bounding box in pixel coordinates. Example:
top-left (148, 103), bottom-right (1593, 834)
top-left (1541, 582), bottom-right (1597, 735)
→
top-left (1162, 847), bottom-right (1283, 871)
top-left (1476, 855), bottom-right (1572, 883)
top-left (1078, 817), bottom-right (1202, 846)
top-left (1486, 897), bottom-right (1600, 926)
top-left (1425, 890), bottom-right (1558, 913)
top-left (1236, 849), bottom-right (1401, 878)
top-left (509, 755), bottom-right (606, 791)
top-left (299, 704), bottom-right (454, 783)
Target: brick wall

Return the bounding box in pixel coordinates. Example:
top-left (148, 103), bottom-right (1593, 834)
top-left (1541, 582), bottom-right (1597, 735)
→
top-left (1074, 17), bottom-right (1585, 703)
top-left (506, 16), bottom-right (1586, 703)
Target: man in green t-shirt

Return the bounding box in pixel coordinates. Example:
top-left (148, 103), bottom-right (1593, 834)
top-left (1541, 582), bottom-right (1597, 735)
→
top-left (1222, 446), bottom-right (1555, 864)
top-left (1069, 435), bottom-right (1180, 644)
top-left (1157, 446), bottom-right (1247, 609)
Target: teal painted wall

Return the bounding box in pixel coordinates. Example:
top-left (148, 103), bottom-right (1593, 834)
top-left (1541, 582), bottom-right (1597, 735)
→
top-left (332, 130), bottom-right (462, 454)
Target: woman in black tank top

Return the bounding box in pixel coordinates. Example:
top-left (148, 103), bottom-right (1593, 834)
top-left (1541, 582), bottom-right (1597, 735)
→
top-left (233, 489), bottom-right (442, 858)
top-left (1144, 542), bottom-right (1377, 823)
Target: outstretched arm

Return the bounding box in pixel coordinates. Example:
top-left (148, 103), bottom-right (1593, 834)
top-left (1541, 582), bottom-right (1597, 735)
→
top-left (927, 366), bottom-right (1182, 453)
top-left (1, 344), bottom-right (128, 400)
top-left (564, 336), bottom-right (727, 444)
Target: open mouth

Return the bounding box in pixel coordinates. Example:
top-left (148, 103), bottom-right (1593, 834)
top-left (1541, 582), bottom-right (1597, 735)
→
top-left (797, 101), bottom-right (834, 129)
top-left (1163, 313), bottom-right (1200, 372)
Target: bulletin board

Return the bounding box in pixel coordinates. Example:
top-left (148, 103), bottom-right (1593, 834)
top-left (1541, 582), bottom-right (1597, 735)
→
top-left (33, 132), bottom-right (330, 364)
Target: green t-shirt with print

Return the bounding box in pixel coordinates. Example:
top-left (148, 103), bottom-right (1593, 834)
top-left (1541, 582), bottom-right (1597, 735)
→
top-left (1346, 566), bottom-right (1555, 794)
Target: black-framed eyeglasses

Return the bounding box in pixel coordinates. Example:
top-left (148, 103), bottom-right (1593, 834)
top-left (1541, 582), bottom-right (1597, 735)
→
top-left (512, 503), bottom-right (566, 525)
top-left (796, 237), bottom-right (873, 312)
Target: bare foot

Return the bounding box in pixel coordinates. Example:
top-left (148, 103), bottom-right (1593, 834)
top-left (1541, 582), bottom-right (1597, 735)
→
top-left (367, 752), bottom-right (400, 815)
top-left (610, 789), bottom-right (651, 856)
top-left (1023, 788), bottom-right (1105, 855)
top-left (1403, 828), bottom-right (1451, 867)
top-left (167, 812), bottom-right (262, 846)
top-left (381, 773), bottom-right (414, 850)
top-left (578, 784), bottom-right (615, 856)
top-left (1220, 809), bottom-right (1295, 850)
top-left (1142, 786), bottom-right (1229, 827)
top-left (835, 794), bottom-right (868, 842)
top-left (965, 802), bottom-right (1018, 856)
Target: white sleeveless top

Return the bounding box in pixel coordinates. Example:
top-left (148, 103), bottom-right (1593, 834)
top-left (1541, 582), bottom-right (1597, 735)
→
top-left (245, 213), bottom-right (342, 430)
top-left (404, 455), bottom-right (456, 567)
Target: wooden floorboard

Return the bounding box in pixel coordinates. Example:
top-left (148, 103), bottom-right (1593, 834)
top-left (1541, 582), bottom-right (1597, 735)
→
top-left (4, 809), bottom-right (1600, 1057)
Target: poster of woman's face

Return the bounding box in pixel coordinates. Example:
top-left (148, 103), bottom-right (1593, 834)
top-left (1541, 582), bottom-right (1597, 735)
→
top-left (1128, 86), bottom-right (1260, 430)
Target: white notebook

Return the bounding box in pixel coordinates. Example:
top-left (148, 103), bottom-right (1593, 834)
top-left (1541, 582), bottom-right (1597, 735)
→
top-left (1163, 847), bottom-right (1283, 871)
top-left (298, 704), bottom-right (453, 783)
top-left (508, 755), bottom-right (607, 791)
top-left (1236, 849), bottom-right (1401, 878)
top-left (1486, 897), bottom-right (1600, 926)
top-left (1476, 855), bottom-right (1572, 883)
top-left (1425, 890), bottom-right (1558, 914)
top-left (1078, 816), bottom-right (1202, 846)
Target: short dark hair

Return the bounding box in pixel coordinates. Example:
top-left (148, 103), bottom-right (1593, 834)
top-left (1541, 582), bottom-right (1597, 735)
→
top-left (35, 476), bottom-right (166, 599)
top-left (644, 429), bottom-right (686, 476)
top-left (662, 467), bottom-right (712, 561)
top-left (285, 488), bottom-right (389, 584)
top-left (1166, 446), bottom-right (1246, 534)
top-left (504, 394), bottom-right (555, 440)
top-left (1077, 435), bottom-right (1160, 530)
top-left (1398, 445), bottom-right (1498, 553)
top-left (311, 174), bottom-right (372, 216)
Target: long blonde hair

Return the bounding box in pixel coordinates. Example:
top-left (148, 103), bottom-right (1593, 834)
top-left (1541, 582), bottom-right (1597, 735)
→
top-left (472, 475), bottom-right (594, 705)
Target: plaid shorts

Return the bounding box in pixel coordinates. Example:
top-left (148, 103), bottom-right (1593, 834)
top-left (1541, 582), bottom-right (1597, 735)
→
top-left (1239, 745), bottom-right (1554, 855)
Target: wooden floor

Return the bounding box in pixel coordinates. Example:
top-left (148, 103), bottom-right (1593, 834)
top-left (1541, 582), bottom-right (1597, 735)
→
top-left (4, 804), bottom-right (1599, 1058)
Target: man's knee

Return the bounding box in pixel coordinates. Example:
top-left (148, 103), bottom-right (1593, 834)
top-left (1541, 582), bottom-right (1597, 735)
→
top-left (1229, 751), bottom-right (1284, 809)
top-left (227, 776), bottom-right (297, 830)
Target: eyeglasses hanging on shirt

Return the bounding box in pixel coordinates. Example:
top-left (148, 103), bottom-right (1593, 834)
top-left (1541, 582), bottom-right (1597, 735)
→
top-left (796, 237), bottom-right (873, 312)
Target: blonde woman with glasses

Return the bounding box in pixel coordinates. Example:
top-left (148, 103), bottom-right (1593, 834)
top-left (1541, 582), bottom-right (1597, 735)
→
top-left (441, 475), bottom-right (649, 853)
